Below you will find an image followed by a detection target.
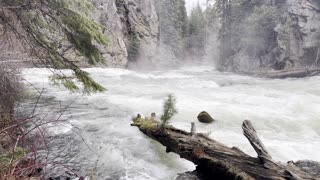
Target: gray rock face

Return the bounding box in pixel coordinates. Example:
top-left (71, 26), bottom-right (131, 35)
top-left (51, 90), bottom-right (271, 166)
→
top-left (126, 0), bottom-right (159, 58)
top-left (219, 0), bottom-right (320, 72)
top-left (89, 0), bottom-right (128, 67)
top-left (89, 0), bottom-right (159, 67)
top-left (278, 0), bottom-right (320, 68)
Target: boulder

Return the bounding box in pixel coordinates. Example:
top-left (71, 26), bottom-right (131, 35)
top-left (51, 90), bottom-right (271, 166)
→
top-left (197, 111), bottom-right (215, 123)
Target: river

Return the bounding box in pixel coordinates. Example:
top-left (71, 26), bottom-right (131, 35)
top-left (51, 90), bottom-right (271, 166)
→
top-left (22, 65), bottom-right (320, 179)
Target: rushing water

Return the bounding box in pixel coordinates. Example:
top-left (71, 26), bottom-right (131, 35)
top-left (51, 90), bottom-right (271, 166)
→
top-left (22, 65), bottom-right (320, 179)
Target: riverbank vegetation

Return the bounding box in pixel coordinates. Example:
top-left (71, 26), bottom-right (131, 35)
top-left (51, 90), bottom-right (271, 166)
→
top-left (0, 0), bottom-right (110, 178)
top-left (0, 65), bottom-right (72, 179)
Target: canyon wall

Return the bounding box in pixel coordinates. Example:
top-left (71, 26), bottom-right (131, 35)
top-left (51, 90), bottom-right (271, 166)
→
top-left (217, 0), bottom-right (320, 72)
top-left (89, 0), bottom-right (159, 67)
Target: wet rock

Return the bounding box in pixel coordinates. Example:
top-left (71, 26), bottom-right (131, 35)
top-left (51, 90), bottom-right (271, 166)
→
top-left (175, 171), bottom-right (201, 180)
top-left (197, 111), bottom-right (215, 123)
top-left (292, 160), bottom-right (320, 177)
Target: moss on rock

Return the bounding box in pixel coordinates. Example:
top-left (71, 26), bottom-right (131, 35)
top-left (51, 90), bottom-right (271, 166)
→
top-left (132, 116), bottom-right (159, 130)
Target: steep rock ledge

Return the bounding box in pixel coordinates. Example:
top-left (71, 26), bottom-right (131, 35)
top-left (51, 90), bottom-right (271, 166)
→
top-left (218, 0), bottom-right (320, 73)
top-left (281, 0), bottom-right (320, 67)
top-left (0, 0), bottom-right (159, 68)
top-left (88, 0), bottom-right (128, 67)
top-left (89, 0), bottom-right (159, 67)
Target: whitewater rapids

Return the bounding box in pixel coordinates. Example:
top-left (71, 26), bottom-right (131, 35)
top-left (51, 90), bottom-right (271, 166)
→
top-left (22, 66), bottom-right (320, 179)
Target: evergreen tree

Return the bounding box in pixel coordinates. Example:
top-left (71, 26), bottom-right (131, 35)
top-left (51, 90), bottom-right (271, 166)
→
top-left (155, 0), bottom-right (188, 59)
top-left (0, 0), bottom-right (108, 93)
top-left (214, 0), bottom-right (281, 71)
top-left (241, 5), bottom-right (279, 68)
top-left (160, 94), bottom-right (178, 129)
top-left (214, 0), bottom-right (232, 70)
top-left (186, 4), bottom-right (207, 59)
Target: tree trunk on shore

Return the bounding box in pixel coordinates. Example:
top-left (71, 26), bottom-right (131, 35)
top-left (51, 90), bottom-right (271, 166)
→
top-left (0, 65), bottom-right (20, 129)
top-left (242, 68), bottom-right (320, 79)
top-left (0, 104), bottom-right (14, 129)
top-left (263, 69), bottom-right (320, 79)
top-left (132, 117), bottom-right (320, 180)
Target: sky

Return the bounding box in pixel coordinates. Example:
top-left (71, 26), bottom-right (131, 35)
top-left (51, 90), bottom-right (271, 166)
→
top-left (185, 0), bottom-right (208, 14)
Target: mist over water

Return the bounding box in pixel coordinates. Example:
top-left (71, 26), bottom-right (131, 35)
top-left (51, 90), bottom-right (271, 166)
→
top-left (22, 65), bottom-right (320, 179)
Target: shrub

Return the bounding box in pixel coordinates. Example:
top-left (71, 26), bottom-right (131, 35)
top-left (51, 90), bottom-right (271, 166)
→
top-left (160, 94), bottom-right (178, 128)
top-left (0, 147), bottom-right (25, 175)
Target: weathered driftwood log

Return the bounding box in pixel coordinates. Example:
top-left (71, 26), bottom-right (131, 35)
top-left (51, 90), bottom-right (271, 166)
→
top-left (241, 68), bottom-right (320, 79)
top-left (191, 122), bottom-right (196, 136)
top-left (257, 69), bottom-right (320, 79)
top-left (131, 117), bottom-right (320, 180)
top-left (242, 121), bottom-right (275, 167)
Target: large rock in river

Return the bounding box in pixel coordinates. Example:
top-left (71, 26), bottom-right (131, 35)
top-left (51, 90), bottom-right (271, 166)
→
top-left (197, 111), bottom-right (215, 123)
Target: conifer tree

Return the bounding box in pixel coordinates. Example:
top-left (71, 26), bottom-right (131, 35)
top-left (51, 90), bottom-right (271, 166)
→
top-left (155, 0), bottom-right (188, 59)
top-left (160, 94), bottom-right (178, 129)
top-left (0, 0), bottom-right (109, 93)
top-left (186, 4), bottom-right (207, 58)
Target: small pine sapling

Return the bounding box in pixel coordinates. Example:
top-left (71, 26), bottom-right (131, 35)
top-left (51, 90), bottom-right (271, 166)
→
top-left (160, 94), bottom-right (178, 129)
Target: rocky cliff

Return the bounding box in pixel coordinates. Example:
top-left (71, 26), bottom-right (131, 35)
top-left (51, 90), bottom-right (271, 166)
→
top-left (0, 0), bottom-right (159, 68)
top-left (89, 0), bottom-right (159, 67)
top-left (263, 0), bottom-right (320, 70)
top-left (217, 0), bottom-right (320, 72)
top-left (281, 0), bottom-right (320, 68)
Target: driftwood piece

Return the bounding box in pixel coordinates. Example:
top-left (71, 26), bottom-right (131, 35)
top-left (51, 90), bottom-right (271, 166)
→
top-left (191, 122), bottom-right (196, 136)
top-left (132, 117), bottom-right (320, 180)
top-left (242, 120), bottom-right (274, 167)
top-left (260, 69), bottom-right (320, 79)
top-left (241, 68), bottom-right (320, 79)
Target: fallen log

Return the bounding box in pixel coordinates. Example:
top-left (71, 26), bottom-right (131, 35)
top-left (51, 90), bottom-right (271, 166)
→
top-left (262, 69), bottom-right (320, 79)
top-left (239, 68), bottom-right (320, 79)
top-left (131, 117), bottom-right (320, 180)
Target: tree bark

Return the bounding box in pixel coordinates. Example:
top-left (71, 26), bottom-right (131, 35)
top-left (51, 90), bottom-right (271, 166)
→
top-left (132, 118), bottom-right (320, 180)
top-left (0, 104), bottom-right (14, 129)
top-left (242, 68), bottom-right (320, 79)
top-left (242, 120), bottom-right (274, 166)
top-left (263, 69), bottom-right (320, 79)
